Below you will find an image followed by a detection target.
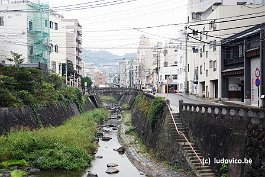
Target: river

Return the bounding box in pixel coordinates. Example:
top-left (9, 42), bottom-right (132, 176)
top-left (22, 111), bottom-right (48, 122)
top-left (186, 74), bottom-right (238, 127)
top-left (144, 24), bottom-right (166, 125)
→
top-left (32, 118), bottom-right (145, 177)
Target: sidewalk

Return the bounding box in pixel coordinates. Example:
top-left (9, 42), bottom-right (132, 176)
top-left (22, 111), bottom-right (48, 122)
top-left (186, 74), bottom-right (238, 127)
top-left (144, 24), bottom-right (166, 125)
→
top-left (177, 93), bottom-right (258, 108)
top-left (118, 112), bottom-right (194, 177)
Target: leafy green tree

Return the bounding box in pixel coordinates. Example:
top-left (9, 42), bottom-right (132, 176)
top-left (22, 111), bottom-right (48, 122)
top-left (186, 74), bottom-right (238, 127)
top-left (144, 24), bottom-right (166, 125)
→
top-left (81, 77), bottom-right (92, 92)
top-left (6, 51), bottom-right (24, 67)
top-left (66, 60), bottom-right (76, 77)
top-left (0, 88), bottom-right (21, 107)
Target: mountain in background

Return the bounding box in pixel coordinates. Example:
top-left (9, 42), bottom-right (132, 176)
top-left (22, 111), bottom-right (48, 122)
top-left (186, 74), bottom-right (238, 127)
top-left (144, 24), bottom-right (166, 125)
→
top-left (82, 49), bottom-right (136, 66)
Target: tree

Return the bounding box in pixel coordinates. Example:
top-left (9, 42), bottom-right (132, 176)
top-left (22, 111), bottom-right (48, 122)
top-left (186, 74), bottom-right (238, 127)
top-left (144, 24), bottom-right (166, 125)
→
top-left (81, 77), bottom-right (92, 92)
top-left (6, 51), bottom-right (24, 67)
top-left (66, 60), bottom-right (76, 77)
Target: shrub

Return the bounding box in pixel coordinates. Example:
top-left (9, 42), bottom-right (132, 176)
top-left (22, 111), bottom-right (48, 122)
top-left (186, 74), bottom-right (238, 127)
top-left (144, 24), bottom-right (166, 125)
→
top-left (10, 170), bottom-right (27, 177)
top-left (100, 96), bottom-right (117, 103)
top-left (147, 97), bottom-right (165, 130)
top-left (0, 88), bottom-right (21, 107)
top-left (122, 103), bottom-right (130, 110)
top-left (220, 163), bottom-right (228, 177)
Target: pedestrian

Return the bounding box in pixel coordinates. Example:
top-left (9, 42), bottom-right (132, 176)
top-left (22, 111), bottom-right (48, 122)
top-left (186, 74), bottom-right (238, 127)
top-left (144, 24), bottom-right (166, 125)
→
top-left (152, 85), bottom-right (156, 95)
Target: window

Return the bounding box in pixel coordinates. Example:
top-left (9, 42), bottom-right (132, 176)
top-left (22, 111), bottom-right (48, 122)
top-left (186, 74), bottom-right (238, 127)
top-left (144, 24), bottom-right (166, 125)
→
top-left (213, 60), bottom-right (217, 71)
top-left (165, 75), bottom-right (170, 79)
top-left (0, 16), bottom-right (4, 26)
top-left (55, 45), bottom-right (59, 53)
top-left (204, 63), bottom-right (205, 70)
top-left (188, 64), bottom-right (189, 72)
top-left (192, 46), bottom-right (198, 53)
top-left (209, 20), bottom-right (216, 30)
top-left (50, 21), bottom-right (53, 29)
top-left (209, 60), bottom-right (213, 68)
top-left (52, 61), bottom-right (56, 72)
top-left (200, 48), bottom-right (202, 58)
top-left (209, 21), bottom-right (213, 29)
top-left (203, 45), bottom-right (205, 52)
top-left (200, 65), bottom-right (202, 74)
top-left (29, 21), bottom-right (33, 31)
top-left (206, 70), bottom-right (208, 77)
top-left (192, 12), bottom-right (201, 20)
top-left (172, 75), bottom-right (178, 79)
top-left (206, 51), bottom-right (208, 58)
top-left (164, 61), bottom-right (168, 67)
top-left (50, 44), bottom-right (53, 52)
top-left (45, 20), bottom-right (48, 27)
top-left (29, 46), bottom-right (33, 55)
top-left (239, 45), bottom-right (243, 57)
top-left (54, 23), bottom-right (58, 30)
top-left (213, 40), bottom-right (217, 51)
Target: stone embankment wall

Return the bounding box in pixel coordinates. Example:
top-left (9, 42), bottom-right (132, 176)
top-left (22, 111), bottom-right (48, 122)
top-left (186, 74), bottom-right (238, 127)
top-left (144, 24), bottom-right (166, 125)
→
top-left (0, 98), bottom-right (96, 135)
top-left (131, 94), bottom-right (192, 172)
top-left (179, 101), bottom-right (265, 177)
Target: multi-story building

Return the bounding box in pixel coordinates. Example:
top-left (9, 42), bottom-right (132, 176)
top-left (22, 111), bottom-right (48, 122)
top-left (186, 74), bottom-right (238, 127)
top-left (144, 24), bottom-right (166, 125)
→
top-left (94, 70), bottom-right (107, 87)
top-left (62, 19), bottom-right (83, 77)
top-left (136, 35), bottom-right (153, 89)
top-left (0, 0), bottom-right (49, 65)
top-left (221, 23), bottom-right (265, 107)
top-left (158, 29), bottom-right (187, 93)
top-left (187, 0), bottom-right (265, 99)
top-left (118, 59), bottom-right (135, 88)
top-left (49, 12), bottom-right (66, 75)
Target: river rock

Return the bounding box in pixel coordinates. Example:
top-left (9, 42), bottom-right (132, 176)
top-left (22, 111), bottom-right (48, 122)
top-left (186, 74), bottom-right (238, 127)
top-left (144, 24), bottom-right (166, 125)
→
top-left (112, 127), bottom-right (118, 131)
top-left (102, 137), bottom-right (112, 141)
top-left (96, 155), bottom-right (103, 159)
top-left (1, 171), bottom-right (11, 177)
top-left (25, 167), bottom-right (40, 173)
top-left (106, 167), bottom-right (119, 174)
top-left (117, 147), bottom-right (126, 154)
top-left (107, 163), bottom-right (118, 167)
top-left (87, 172), bottom-right (98, 177)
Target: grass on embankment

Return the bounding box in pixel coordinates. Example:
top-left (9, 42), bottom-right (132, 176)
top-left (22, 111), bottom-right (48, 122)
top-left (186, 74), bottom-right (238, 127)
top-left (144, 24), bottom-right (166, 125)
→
top-left (0, 108), bottom-right (108, 171)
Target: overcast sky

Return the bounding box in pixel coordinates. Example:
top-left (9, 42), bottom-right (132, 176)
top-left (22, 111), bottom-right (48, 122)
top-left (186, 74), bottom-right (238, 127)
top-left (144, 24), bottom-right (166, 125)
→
top-left (50, 0), bottom-right (188, 56)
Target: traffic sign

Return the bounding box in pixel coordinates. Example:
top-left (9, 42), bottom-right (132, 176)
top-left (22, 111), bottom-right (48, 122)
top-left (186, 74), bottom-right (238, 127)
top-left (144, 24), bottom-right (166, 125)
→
top-left (256, 78), bottom-right (261, 87)
top-left (255, 68), bottom-right (260, 77)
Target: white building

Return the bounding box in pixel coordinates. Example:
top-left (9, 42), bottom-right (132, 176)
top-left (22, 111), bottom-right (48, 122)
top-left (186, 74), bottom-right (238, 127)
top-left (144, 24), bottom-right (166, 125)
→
top-left (136, 35), bottom-right (153, 89)
top-left (159, 37), bottom-right (186, 93)
top-left (0, 0), bottom-right (49, 65)
top-left (187, 0), bottom-right (265, 98)
top-left (49, 12), bottom-right (66, 75)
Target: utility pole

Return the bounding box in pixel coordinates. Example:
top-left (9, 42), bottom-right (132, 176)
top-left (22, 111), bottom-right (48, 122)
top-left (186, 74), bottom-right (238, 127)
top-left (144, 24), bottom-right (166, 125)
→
top-left (65, 62), bottom-right (68, 85)
top-left (156, 42), bottom-right (162, 93)
top-left (185, 26), bottom-right (188, 94)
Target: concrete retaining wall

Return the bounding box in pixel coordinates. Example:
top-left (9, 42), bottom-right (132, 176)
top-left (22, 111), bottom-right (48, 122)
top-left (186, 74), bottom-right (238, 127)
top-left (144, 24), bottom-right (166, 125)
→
top-left (0, 98), bottom-right (96, 135)
top-left (131, 95), bottom-right (193, 172)
top-left (179, 101), bottom-right (265, 177)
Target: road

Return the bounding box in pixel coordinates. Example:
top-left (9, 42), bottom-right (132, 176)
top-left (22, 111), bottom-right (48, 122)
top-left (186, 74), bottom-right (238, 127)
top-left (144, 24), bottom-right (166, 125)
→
top-left (155, 93), bottom-right (215, 112)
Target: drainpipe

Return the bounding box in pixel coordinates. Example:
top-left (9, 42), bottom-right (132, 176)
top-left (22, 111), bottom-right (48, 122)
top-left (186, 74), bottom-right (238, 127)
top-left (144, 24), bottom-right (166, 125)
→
top-left (260, 26), bottom-right (265, 108)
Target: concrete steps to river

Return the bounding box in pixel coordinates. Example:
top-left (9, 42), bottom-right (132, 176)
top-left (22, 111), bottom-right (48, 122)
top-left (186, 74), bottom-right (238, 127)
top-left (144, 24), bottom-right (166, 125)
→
top-left (169, 113), bottom-right (215, 177)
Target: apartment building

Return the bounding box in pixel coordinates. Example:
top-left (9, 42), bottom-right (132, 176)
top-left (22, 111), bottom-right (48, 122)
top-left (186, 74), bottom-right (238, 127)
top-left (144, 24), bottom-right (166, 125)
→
top-left (0, 0), bottom-right (49, 65)
top-left (49, 12), bottom-right (66, 75)
top-left (187, 0), bottom-right (265, 99)
top-left (62, 19), bottom-right (83, 77)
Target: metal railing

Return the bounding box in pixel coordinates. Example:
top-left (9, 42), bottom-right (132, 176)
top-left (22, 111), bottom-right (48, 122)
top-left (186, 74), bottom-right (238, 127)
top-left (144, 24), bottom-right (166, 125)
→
top-left (167, 104), bottom-right (203, 169)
